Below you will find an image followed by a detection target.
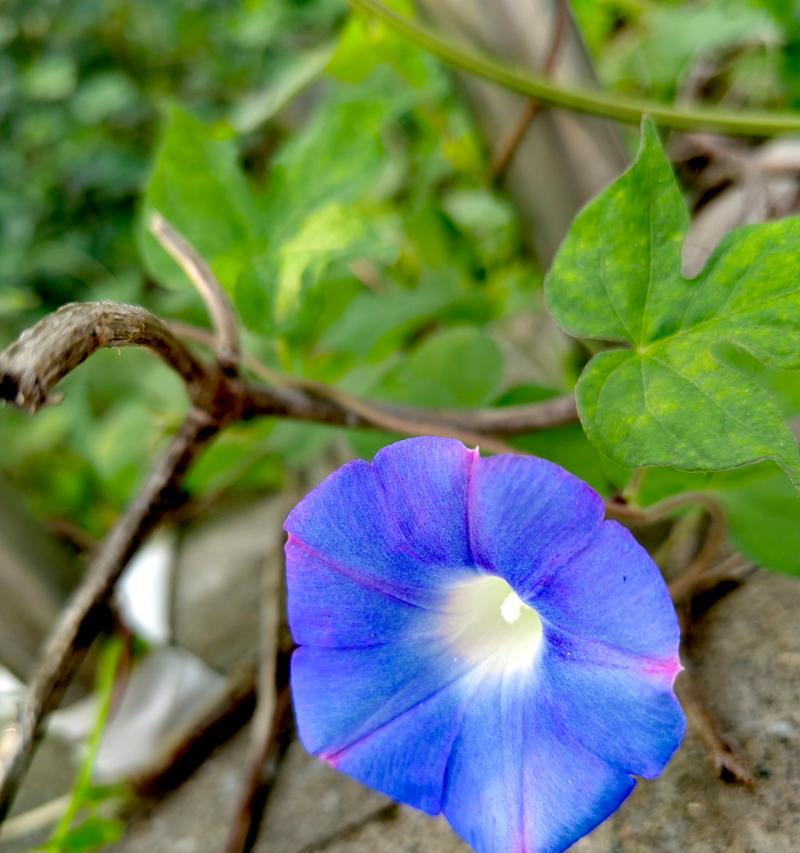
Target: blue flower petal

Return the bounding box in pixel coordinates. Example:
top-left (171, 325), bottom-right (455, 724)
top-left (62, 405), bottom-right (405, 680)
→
top-left (542, 636), bottom-right (686, 779)
top-left (292, 640), bottom-right (470, 760)
top-left (532, 520), bottom-right (681, 663)
top-left (372, 436), bottom-right (476, 566)
top-left (286, 439), bottom-right (686, 853)
top-left (286, 535), bottom-right (430, 649)
top-left (467, 454), bottom-right (605, 594)
top-left (291, 640), bottom-right (480, 813)
top-left (285, 438), bottom-right (479, 607)
top-left (325, 671), bottom-right (481, 814)
top-left (442, 665), bottom-right (636, 853)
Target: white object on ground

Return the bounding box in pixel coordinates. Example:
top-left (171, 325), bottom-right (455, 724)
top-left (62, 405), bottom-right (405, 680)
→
top-left (116, 533), bottom-right (176, 646)
top-left (50, 646), bottom-right (226, 782)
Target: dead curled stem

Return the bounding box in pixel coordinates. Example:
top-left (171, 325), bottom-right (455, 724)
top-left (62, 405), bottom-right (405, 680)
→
top-left (0, 215), bottom-right (247, 821)
top-left (0, 302), bottom-right (214, 413)
top-left (662, 503), bottom-right (755, 786)
top-left (607, 483), bottom-right (756, 784)
top-left (668, 498), bottom-right (728, 603)
top-left (606, 490), bottom-right (724, 526)
top-left (224, 530), bottom-right (294, 853)
top-left (676, 554), bottom-right (756, 606)
top-left (0, 304), bottom-right (576, 444)
top-left (609, 488), bottom-right (742, 605)
top-left (148, 212), bottom-right (241, 374)
top-left (675, 628), bottom-right (755, 788)
top-left (677, 668), bottom-right (755, 787)
top-left (224, 686), bottom-right (293, 853)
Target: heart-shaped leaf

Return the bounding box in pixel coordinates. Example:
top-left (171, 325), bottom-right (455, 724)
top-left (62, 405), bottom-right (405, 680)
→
top-left (546, 119), bottom-right (800, 486)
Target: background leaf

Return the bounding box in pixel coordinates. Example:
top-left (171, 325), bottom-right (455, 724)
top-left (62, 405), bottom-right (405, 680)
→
top-left (349, 326), bottom-right (503, 457)
top-left (638, 462), bottom-right (800, 577)
top-left (713, 465), bottom-right (800, 576)
top-left (140, 107), bottom-right (259, 293)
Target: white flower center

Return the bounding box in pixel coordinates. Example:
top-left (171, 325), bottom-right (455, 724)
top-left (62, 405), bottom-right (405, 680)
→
top-left (441, 574), bottom-right (543, 673)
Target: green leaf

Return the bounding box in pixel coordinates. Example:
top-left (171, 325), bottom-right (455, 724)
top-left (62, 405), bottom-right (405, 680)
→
top-left (260, 72), bottom-right (411, 244)
top-left (378, 326), bottom-right (503, 408)
top-left (602, 3), bottom-right (780, 100)
top-left (267, 422), bottom-right (336, 468)
top-left (88, 402), bottom-right (159, 501)
top-left (328, 0), bottom-right (440, 90)
top-left (271, 202), bottom-right (396, 324)
top-left (229, 43), bottom-right (334, 133)
top-left (184, 421), bottom-right (282, 497)
top-left (321, 277), bottom-right (461, 358)
top-left (22, 55), bottom-right (77, 101)
top-left (39, 815), bottom-right (126, 853)
top-left (140, 107), bottom-right (259, 293)
top-left (546, 118), bottom-right (800, 486)
top-left (236, 71), bottom-right (412, 332)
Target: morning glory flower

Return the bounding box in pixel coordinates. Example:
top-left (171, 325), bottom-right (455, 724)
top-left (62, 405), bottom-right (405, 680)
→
top-left (285, 437), bottom-right (685, 853)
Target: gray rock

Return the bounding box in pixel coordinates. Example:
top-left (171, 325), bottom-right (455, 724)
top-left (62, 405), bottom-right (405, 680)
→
top-left (0, 476), bottom-right (80, 681)
top-left (112, 736), bottom-right (389, 853)
top-left (312, 806), bottom-right (468, 853)
top-left (173, 496), bottom-right (291, 673)
top-left (111, 728), bottom-right (251, 853)
top-left (254, 742), bottom-right (389, 853)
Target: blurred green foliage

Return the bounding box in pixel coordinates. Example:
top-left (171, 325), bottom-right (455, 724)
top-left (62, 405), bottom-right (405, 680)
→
top-left (0, 0), bottom-right (535, 535)
top-left (1, 0), bottom-right (800, 577)
top-left (572, 0), bottom-right (800, 107)
top-left (0, 0), bottom-right (347, 530)
top-left (0, 0), bottom-right (344, 323)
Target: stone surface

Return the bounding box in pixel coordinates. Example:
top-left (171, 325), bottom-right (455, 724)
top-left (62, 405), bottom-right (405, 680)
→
top-left (254, 742), bottom-right (389, 853)
top-left (316, 806), bottom-right (468, 853)
top-left (111, 728), bottom-right (251, 853)
top-left (173, 495), bottom-right (291, 673)
top-left (112, 738), bottom-right (389, 853)
top-left (0, 476), bottom-right (80, 680)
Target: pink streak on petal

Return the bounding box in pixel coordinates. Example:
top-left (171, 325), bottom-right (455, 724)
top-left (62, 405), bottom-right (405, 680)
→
top-left (642, 655), bottom-right (683, 685)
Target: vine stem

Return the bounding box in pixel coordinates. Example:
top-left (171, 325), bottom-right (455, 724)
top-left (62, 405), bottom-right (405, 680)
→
top-left (349, 0), bottom-right (800, 137)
